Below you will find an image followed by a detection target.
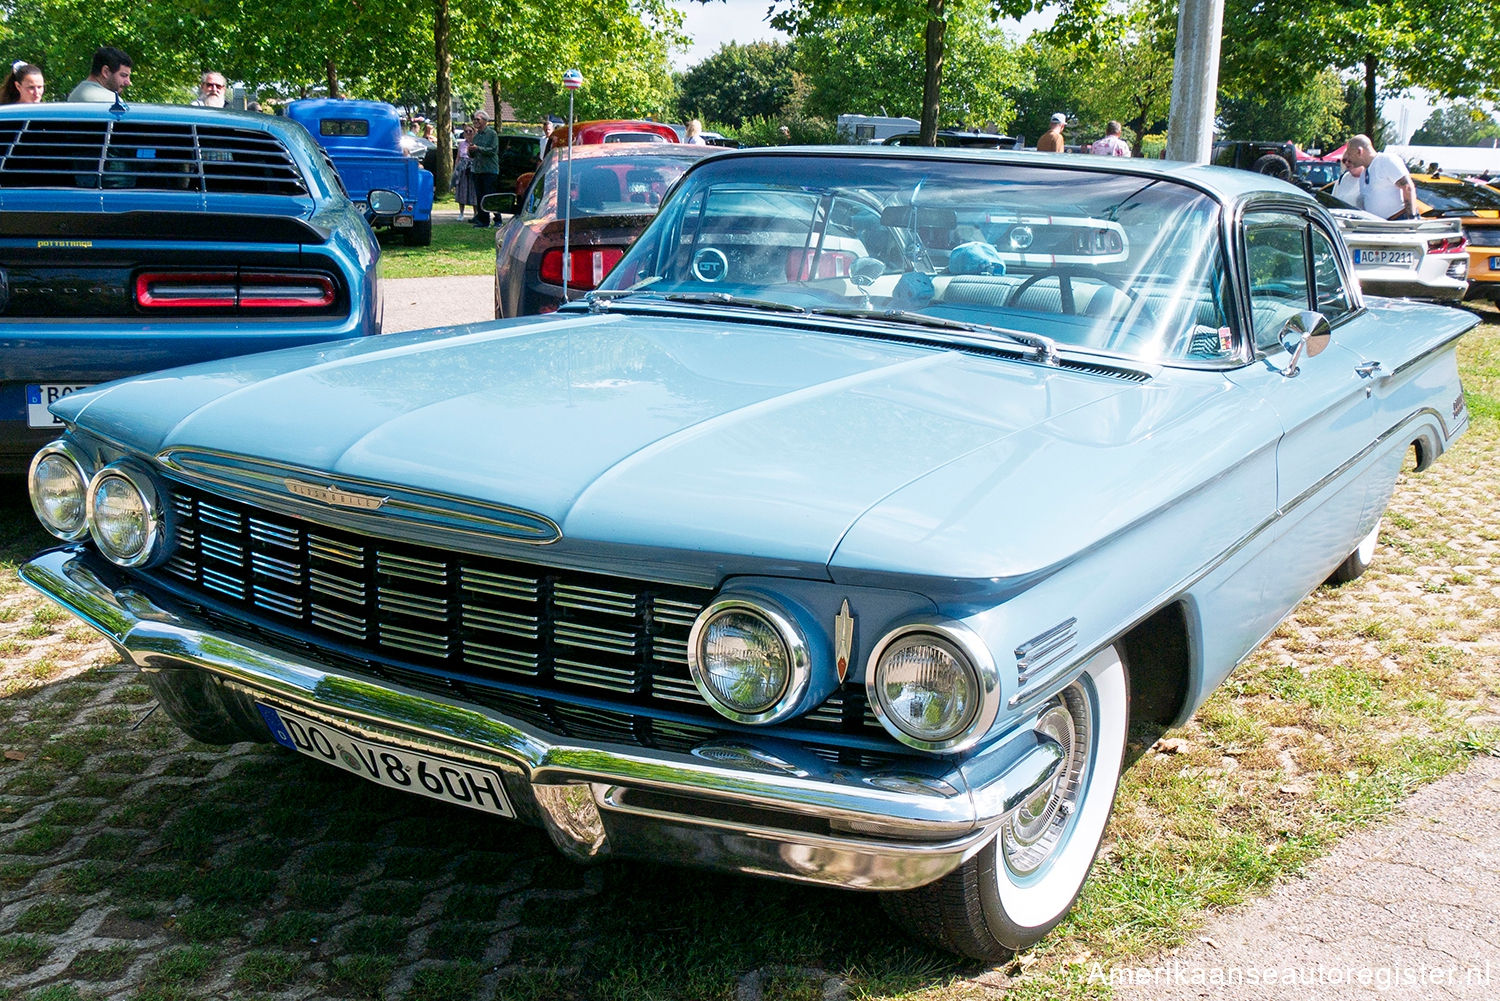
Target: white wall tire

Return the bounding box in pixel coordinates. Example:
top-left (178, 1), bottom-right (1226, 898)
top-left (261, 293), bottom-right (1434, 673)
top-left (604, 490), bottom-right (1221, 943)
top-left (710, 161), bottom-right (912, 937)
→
top-left (882, 644), bottom-right (1129, 960)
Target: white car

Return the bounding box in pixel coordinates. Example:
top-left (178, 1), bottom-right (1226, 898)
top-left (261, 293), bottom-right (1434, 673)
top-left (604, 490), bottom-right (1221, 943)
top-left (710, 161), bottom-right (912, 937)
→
top-left (1318, 193), bottom-right (1469, 302)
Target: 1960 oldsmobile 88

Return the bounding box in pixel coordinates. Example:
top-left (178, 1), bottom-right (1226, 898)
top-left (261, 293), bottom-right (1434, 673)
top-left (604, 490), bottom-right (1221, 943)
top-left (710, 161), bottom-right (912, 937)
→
top-left (22, 148), bottom-right (1474, 959)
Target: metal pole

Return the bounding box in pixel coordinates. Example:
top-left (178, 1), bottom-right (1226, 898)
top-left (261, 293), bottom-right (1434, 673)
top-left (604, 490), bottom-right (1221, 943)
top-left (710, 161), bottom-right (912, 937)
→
top-left (1165, 0), bottom-right (1224, 164)
top-left (561, 69), bottom-right (583, 302)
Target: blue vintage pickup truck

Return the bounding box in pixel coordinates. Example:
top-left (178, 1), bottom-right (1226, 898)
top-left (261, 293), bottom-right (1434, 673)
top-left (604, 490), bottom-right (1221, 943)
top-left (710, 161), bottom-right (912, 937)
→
top-left (287, 98), bottom-right (435, 245)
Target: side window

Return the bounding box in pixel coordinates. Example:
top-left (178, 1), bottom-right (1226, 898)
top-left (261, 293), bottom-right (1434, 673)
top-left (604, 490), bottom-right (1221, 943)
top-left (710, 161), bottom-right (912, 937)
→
top-left (1310, 226), bottom-right (1355, 322)
top-left (1244, 211), bottom-right (1310, 353)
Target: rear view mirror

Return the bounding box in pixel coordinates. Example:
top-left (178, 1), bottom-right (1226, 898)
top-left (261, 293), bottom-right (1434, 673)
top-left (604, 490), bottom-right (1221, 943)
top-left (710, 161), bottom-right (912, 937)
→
top-left (367, 189), bottom-right (404, 216)
top-left (1278, 310), bottom-right (1332, 377)
top-left (481, 192), bottom-right (517, 215)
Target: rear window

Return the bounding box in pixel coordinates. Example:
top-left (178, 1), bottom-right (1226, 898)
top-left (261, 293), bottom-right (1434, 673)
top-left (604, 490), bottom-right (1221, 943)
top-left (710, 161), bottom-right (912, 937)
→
top-left (319, 119), bottom-right (370, 138)
top-left (1416, 179), bottom-right (1500, 214)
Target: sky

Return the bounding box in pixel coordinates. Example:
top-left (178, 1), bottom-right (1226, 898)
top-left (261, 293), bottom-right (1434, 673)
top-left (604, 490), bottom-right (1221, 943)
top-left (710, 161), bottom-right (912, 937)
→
top-left (670, 0), bottom-right (787, 71)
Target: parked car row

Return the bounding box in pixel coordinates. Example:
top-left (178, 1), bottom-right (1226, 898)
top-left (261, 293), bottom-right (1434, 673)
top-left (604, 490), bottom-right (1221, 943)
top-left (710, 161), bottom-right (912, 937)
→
top-left (22, 145), bottom-right (1475, 960)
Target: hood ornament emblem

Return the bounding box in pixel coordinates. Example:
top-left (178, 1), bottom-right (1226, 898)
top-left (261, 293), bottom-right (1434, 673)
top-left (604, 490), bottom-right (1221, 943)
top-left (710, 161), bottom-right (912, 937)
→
top-left (284, 479), bottom-right (388, 511)
top-left (834, 599), bottom-right (854, 683)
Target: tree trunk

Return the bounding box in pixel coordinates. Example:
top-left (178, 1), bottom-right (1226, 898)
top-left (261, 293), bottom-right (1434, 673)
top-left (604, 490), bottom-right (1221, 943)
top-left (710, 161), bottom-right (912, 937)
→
top-left (1363, 54), bottom-right (1377, 139)
top-left (489, 80), bottom-right (502, 123)
top-left (919, 0), bottom-right (945, 146)
top-left (433, 0), bottom-right (453, 194)
top-left (326, 59), bottom-right (339, 99)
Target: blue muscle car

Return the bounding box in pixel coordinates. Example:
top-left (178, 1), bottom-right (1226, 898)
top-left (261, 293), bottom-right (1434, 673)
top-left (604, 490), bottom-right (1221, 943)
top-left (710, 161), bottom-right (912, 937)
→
top-left (0, 102), bottom-right (386, 476)
top-left (21, 148), bottom-right (1475, 960)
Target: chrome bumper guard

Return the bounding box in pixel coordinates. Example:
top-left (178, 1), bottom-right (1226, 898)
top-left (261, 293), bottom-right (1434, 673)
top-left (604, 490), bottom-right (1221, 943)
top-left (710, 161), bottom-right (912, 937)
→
top-left (22, 548), bottom-right (1062, 892)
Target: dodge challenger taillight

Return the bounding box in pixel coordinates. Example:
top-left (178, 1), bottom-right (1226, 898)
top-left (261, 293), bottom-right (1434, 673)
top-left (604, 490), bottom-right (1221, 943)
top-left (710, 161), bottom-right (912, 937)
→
top-left (136, 271), bottom-right (337, 310)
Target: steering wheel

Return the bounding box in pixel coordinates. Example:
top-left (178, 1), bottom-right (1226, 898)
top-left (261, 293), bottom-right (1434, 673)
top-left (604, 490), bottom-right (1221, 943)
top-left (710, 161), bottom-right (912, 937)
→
top-left (1008, 267), bottom-right (1137, 315)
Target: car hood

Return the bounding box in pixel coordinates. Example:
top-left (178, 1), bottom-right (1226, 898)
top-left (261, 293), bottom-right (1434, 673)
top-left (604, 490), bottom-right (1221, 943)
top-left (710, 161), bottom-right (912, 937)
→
top-left (56, 311), bottom-right (1236, 584)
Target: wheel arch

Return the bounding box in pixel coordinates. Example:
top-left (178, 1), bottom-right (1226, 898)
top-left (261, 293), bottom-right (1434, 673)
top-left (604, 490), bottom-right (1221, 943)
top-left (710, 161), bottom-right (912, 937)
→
top-left (1117, 601), bottom-right (1192, 728)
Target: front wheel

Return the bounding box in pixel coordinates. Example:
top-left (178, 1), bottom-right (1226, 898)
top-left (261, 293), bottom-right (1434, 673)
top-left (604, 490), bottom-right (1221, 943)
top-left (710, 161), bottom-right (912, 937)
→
top-left (882, 644), bottom-right (1129, 961)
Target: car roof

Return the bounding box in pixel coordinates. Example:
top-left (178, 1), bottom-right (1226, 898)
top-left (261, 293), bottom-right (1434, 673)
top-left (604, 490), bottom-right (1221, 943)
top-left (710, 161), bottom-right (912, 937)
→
top-left (541, 143), bottom-right (721, 166)
top-left (691, 145), bottom-right (1315, 206)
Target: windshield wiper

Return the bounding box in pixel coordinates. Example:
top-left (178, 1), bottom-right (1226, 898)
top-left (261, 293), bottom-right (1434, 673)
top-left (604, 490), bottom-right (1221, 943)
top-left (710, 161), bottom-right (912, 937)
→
top-left (584, 278), bottom-right (663, 312)
top-left (809, 306), bottom-right (1060, 365)
top-left (663, 291), bottom-right (809, 314)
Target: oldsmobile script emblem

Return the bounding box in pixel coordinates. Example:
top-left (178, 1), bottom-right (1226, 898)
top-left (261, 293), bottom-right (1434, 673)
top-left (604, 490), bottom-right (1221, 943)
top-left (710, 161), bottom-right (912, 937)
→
top-left (284, 479), bottom-right (388, 510)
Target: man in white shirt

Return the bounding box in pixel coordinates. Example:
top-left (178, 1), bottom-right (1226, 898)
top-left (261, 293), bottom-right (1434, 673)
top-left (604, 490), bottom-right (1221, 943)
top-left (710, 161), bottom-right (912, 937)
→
top-left (1090, 121), bottom-right (1131, 157)
top-left (1340, 135), bottom-right (1416, 219)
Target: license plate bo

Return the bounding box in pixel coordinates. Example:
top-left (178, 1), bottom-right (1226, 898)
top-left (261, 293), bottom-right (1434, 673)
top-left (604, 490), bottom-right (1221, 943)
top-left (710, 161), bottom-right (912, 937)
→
top-left (257, 704), bottom-right (513, 817)
top-left (26, 384), bottom-right (90, 429)
top-left (1353, 249), bottom-right (1416, 267)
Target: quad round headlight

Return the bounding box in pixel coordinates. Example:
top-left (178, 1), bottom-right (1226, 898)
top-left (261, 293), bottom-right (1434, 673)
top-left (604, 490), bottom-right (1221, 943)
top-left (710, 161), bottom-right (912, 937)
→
top-left (86, 464), bottom-right (163, 567)
top-left (28, 442), bottom-right (92, 541)
top-left (688, 598), bottom-right (810, 724)
top-left (867, 626), bottom-right (998, 752)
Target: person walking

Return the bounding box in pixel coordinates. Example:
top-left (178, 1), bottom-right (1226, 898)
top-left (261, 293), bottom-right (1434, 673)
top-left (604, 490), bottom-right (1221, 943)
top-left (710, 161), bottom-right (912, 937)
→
top-left (1339, 135), bottom-right (1417, 219)
top-left (0, 63), bottom-right (44, 104)
top-left (68, 46), bottom-right (131, 102)
top-left (190, 71), bottom-right (228, 107)
top-left (1037, 113), bottom-right (1067, 152)
top-left (468, 112), bottom-right (500, 227)
top-left (1090, 121), bottom-right (1131, 157)
top-left (685, 119), bottom-right (707, 145)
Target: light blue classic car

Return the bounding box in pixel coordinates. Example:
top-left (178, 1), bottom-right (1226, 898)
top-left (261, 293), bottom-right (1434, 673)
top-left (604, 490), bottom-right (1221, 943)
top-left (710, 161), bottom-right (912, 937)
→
top-left (22, 148), bottom-right (1474, 960)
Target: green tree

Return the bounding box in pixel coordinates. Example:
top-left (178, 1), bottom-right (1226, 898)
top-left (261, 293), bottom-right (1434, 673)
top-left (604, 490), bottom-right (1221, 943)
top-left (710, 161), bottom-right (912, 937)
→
top-left (1220, 0), bottom-right (1500, 138)
top-left (789, 1), bottom-right (1026, 132)
top-left (1411, 105), bottom-right (1500, 147)
top-left (1008, 0), bottom-right (1171, 155)
top-left (1217, 69), bottom-right (1347, 150)
top-left (676, 41), bottom-right (796, 127)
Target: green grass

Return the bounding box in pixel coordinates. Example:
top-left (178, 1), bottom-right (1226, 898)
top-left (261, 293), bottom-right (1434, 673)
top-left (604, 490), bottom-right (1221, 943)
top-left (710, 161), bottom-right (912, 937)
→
top-left (377, 220), bottom-right (496, 280)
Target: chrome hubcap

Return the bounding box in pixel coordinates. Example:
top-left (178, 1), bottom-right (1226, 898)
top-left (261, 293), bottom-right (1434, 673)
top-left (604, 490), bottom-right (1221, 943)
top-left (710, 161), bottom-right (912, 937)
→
top-left (1002, 685), bottom-right (1091, 876)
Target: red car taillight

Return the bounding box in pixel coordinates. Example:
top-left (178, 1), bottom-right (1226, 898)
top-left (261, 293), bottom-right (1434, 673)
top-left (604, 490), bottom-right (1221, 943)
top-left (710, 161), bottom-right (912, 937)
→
top-left (538, 248), bottom-right (624, 291)
top-left (1426, 236), bottom-right (1468, 254)
top-left (136, 271), bottom-right (337, 310)
top-left (135, 272), bottom-right (237, 308)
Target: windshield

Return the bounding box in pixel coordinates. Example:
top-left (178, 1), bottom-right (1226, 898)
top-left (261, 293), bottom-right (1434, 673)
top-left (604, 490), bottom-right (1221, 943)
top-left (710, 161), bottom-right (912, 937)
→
top-left (598, 154), bottom-right (1234, 365)
top-left (1415, 179), bottom-right (1500, 214)
top-left (523, 151), bottom-right (705, 220)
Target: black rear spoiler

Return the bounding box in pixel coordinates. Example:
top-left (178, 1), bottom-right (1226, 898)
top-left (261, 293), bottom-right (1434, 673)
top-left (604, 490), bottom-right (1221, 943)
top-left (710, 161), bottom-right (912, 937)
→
top-left (0, 211), bottom-right (331, 244)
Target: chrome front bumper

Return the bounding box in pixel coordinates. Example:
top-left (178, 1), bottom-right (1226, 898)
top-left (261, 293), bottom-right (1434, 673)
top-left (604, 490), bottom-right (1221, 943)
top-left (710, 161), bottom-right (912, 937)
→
top-left (22, 548), bottom-right (1062, 892)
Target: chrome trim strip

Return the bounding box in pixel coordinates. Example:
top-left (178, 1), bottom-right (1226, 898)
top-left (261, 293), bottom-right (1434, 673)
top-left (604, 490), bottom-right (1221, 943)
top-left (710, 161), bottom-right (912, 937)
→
top-left (21, 548), bottom-right (1070, 891)
top-left (156, 447), bottom-right (562, 546)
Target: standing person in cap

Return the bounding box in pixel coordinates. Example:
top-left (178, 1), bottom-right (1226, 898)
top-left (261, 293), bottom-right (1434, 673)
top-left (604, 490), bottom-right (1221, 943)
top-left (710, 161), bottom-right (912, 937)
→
top-left (468, 111), bottom-right (500, 227)
top-left (1037, 113), bottom-right (1067, 152)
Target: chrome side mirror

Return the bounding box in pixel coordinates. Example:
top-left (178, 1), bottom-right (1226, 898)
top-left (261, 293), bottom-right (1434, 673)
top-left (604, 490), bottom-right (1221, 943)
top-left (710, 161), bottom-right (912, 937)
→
top-left (367, 189), bottom-right (404, 217)
top-left (1277, 310), bottom-right (1332, 378)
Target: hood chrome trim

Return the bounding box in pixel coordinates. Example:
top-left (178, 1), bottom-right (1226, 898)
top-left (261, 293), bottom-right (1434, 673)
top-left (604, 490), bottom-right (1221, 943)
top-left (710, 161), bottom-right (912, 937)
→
top-left (157, 447), bottom-right (562, 545)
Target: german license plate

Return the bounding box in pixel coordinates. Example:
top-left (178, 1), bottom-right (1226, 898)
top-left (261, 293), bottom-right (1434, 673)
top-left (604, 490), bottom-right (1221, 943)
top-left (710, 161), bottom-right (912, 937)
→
top-left (1489, 256), bottom-right (1500, 270)
top-left (257, 704), bottom-right (513, 817)
top-left (1353, 249), bottom-right (1416, 267)
top-left (26, 384), bottom-right (90, 428)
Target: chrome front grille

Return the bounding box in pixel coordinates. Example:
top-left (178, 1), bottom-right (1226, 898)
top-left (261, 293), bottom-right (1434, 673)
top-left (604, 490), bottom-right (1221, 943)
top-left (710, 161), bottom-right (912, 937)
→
top-left (157, 488), bottom-right (884, 741)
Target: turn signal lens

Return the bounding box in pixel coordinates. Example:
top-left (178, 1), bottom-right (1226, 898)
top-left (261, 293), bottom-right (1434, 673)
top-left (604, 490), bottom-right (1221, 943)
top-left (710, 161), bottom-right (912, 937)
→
top-left (28, 443), bottom-right (90, 541)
